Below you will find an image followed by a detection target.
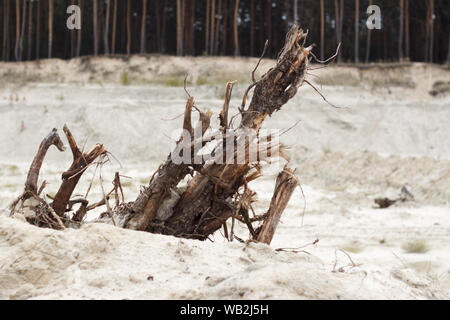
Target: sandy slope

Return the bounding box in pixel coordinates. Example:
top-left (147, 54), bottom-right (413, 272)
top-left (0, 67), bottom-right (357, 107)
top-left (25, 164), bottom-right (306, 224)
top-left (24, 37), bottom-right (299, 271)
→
top-left (0, 57), bottom-right (449, 299)
top-left (0, 213), bottom-right (448, 300)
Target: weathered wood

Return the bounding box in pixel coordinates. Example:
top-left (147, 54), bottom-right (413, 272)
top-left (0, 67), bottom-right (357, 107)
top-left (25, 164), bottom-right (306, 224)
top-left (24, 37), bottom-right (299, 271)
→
top-left (257, 166), bottom-right (297, 245)
top-left (51, 124), bottom-right (106, 216)
top-left (125, 97), bottom-right (211, 231)
top-left (159, 25), bottom-right (310, 240)
top-left (25, 128), bottom-right (65, 194)
top-left (19, 25), bottom-right (308, 244)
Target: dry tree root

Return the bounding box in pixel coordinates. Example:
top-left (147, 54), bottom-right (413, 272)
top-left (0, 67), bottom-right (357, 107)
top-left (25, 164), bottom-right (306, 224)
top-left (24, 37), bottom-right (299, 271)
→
top-left (24, 128), bottom-right (65, 195)
top-left (256, 166), bottom-right (298, 244)
top-left (12, 25), bottom-right (317, 245)
top-left (374, 186), bottom-right (414, 209)
top-left (11, 125), bottom-right (107, 229)
top-left (120, 25), bottom-right (311, 243)
top-left (51, 124), bottom-right (106, 216)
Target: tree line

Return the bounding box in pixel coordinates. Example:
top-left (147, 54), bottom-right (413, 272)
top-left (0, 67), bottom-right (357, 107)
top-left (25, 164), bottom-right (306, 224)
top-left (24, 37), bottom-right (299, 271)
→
top-left (1, 0), bottom-right (449, 63)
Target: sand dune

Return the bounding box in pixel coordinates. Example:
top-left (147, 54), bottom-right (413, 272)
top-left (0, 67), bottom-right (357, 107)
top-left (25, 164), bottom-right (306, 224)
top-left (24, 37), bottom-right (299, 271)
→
top-left (0, 57), bottom-right (449, 299)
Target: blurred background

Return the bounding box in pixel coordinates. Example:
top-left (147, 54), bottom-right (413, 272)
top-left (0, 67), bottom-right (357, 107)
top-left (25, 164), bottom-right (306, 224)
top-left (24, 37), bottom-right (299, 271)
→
top-left (1, 0), bottom-right (449, 63)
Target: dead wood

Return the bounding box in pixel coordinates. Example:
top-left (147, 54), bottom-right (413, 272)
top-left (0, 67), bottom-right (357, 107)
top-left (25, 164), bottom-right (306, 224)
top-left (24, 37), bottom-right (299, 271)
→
top-left (24, 128), bottom-right (65, 194)
top-left (153, 25), bottom-right (311, 240)
top-left (374, 197), bottom-right (397, 209)
top-left (51, 124), bottom-right (106, 216)
top-left (16, 25), bottom-right (314, 244)
top-left (374, 186), bottom-right (414, 209)
top-left (256, 166), bottom-right (298, 245)
top-left (124, 96), bottom-right (212, 231)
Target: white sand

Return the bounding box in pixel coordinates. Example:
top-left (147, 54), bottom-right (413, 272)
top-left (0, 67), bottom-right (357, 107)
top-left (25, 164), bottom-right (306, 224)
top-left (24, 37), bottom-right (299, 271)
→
top-left (0, 57), bottom-right (449, 299)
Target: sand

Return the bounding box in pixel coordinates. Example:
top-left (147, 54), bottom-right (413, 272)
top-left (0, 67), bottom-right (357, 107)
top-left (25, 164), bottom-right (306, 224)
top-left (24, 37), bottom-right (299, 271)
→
top-left (0, 56), bottom-right (449, 299)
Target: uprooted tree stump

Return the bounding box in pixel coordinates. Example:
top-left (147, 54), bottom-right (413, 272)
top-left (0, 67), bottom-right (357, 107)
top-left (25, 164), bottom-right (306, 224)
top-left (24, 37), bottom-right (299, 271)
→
top-left (10, 25), bottom-right (319, 245)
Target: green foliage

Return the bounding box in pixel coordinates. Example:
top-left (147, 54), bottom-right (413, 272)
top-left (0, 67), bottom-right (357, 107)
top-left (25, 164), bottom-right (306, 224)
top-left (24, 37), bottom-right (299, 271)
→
top-left (120, 71), bottom-right (130, 86)
top-left (164, 77), bottom-right (186, 87)
top-left (196, 77), bottom-right (208, 85)
top-left (402, 240), bottom-right (429, 253)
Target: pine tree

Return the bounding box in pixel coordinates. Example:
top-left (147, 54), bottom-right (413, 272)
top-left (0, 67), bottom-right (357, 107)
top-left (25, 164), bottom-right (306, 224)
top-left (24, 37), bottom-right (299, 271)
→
top-left (140, 0), bottom-right (147, 54)
top-left (354, 0), bottom-right (359, 63)
top-left (93, 0), bottom-right (98, 55)
top-left (233, 0), bottom-right (239, 56)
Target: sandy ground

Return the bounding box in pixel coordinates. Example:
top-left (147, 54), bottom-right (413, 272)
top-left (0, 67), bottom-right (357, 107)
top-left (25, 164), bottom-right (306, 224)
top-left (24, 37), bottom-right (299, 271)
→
top-left (0, 56), bottom-right (449, 299)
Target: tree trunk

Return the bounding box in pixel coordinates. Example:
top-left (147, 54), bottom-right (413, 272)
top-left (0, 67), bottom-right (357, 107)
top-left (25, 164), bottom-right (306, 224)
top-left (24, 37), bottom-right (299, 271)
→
top-left (424, 2), bottom-right (430, 61)
top-left (214, 0), bottom-right (222, 55)
top-left (19, 0), bottom-right (27, 61)
top-left (176, 0), bottom-right (183, 56)
top-left (99, 0), bottom-right (103, 53)
top-left (126, 0), bottom-right (131, 56)
top-left (233, 0), bottom-right (239, 56)
top-left (284, 0), bottom-right (291, 33)
top-left (405, 0), bottom-right (409, 60)
top-left (160, 0), bottom-right (167, 53)
top-left (205, 0), bottom-right (210, 54)
top-left (334, 0), bottom-right (340, 59)
top-left (70, 0), bottom-right (76, 58)
top-left (154, 0), bottom-right (161, 52)
top-left (339, 0), bottom-right (343, 62)
top-left (354, 0), bottom-right (359, 63)
top-left (48, 0), bottom-right (53, 58)
top-left (250, 0), bottom-right (255, 56)
top-left (104, 0), bottom-right (110, 54)
top-left (3, 0), bottom-right (10, 61)
top-left (190, 0), bottom-right (195, 55)
top-left (111, 0), bottom-right (117, 54)
top-left (334, 0), bottom-right (338, 53)
top-left (398, 0), bottom-right (404, 61)
top-left (365, 0), bottom-right (372, 63)
top-left (447, 33), bottom-right (450, 63)
top-left (265, 0), bottom-right (271, 55)
top-left (223, 0), bottom-right (227, 55)
top-left (209, 0), bottom-right (215, 55)
top-left (76, 0), bottom-right (83, 56)
top-left (35, 0), bottom-right (40, 60)
top-left (429, 0), bottom-right (434, 62)
top-left (183, 0), bottom-right (189, 54)
top-left (258, 0), bottom-right (263, 52)
top-left (14, 0), bottom-right (20, 61)
top-left (27, 0), bottom-right (32, 60)
top-left (140, 0), bottom-right (147, 54)
top-left (93, 0), bottom-right (98, 55)
top-left (293, 0), bottom-right (298, 25)
top-left (320, 0), bottom-right (324, 61)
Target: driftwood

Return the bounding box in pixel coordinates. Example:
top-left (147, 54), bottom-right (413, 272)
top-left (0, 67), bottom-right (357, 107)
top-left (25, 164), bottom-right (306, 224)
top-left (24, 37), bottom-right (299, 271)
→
top-left (152, 26), bottom-right (310, 240)
top-left (12, 25), bottom-right (319, 245)
top-left (51, 124), bottom-right (106, 216)
top-left (257, 167), bottom-right (298, 244)
top-left (374, 186), bottom-right (414, 209)
top-left (24, 128), bottom-right (65, 195)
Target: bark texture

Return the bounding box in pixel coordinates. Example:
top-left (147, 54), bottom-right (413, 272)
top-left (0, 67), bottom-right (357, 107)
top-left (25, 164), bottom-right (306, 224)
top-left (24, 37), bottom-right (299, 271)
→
top-left (124, 25), bottom-right (310, 242)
